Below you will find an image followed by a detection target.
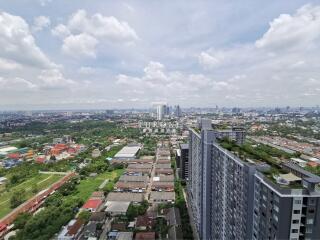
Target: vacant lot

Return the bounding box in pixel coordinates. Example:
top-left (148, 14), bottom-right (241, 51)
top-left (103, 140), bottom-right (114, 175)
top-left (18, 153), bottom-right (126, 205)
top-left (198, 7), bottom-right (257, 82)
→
top-left (73, 169), bottom-right (124, 201)
top-left (0, 173), bottom-right (63, 218)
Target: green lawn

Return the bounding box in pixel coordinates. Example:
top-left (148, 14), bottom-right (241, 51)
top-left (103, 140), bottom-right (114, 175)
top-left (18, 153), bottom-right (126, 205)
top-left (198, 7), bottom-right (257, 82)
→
top-left (0, 168), bottom-right (124, 220)
top-left (0, 174), bottom-right (63, 219)
top-left (71, 169), bottom-right (124, 201)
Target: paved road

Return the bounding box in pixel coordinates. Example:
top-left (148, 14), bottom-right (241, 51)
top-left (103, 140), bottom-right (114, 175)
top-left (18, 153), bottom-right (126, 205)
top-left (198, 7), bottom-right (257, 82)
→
top-left (145, 154), bottom-right (157, 201)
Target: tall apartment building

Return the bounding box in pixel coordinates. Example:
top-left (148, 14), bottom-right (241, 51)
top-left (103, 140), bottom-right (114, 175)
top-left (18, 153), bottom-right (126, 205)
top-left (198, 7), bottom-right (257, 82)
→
top-left (187, 119), bottom-right (320, 240)
top-left (156, 104), bottom-right (166, 120)
top-left (176, 143), bottom-right (189, 180)
top-left (174, 105), bottom-right (182, 118)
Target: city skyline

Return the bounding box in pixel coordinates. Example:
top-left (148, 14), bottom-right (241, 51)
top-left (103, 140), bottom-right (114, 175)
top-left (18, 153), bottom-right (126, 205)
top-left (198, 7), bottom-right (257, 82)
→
top-left (0, 1), bottom-right (320, 110)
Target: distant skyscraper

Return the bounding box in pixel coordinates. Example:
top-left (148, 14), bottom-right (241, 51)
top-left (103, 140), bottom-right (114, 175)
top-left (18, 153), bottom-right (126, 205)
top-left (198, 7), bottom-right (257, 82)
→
top-left (156, 104), bottom-right (166, 120)
top-left (174, 105), bottom-right (182, 117)
top-left (187, 120), bottom-right (320, 240)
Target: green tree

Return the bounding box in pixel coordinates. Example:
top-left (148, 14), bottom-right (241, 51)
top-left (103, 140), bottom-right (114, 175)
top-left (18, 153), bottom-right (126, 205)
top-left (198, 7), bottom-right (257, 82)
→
top-left (102, 182), bottom-right (114, 194)
top-left (13, 212), bottom-right (32, 230)
top-left (78, 211), bottom-right (91, 223)
top-left (10, 189), bottom-right (26, 208)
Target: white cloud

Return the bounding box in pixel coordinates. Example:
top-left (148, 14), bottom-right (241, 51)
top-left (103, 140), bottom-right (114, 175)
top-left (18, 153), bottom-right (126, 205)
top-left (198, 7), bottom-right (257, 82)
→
top-left (51, 24), bottom-right (71, 39)
top-left (255, 4), bottom-right (320, 51)
top-left (0, 11), bottom-right (55, 68)
top-left (116, 61), bottom-right (230, 103)
top-left (62, 33), bottom-right (98, 58)
top-left (79, 66), bottom-right (96, 74)
top-left (67, 9), bottom-right (138, 41)
top-left (198, 52), bottom-right (220, 69)
top-left (52, 9), bottom-right (138, 58)
top-left (0, 77), bottom-right (37, 90)
top-left (143, 61), bottom-right (168, 83)
top-left (32, 16), bottom-right (51, 32)
top-left (0, 58), bottom-right (21, 71)
top-left (37, 68), bottom-right (76, 89)
top-left (39, 0), bottom-right (52, 6)
top-left (2, 2), bottom-right (320, 108)
top-left (197, 4), bottom-right (320, 106)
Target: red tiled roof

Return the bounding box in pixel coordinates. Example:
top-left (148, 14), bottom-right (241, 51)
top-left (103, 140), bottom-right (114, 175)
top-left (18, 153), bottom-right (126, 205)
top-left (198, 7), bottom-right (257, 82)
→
top-left (135, 232), bottom-right (156, 240)
top-left (82, 199), bottom-right (103, 210)
top-left (0, 223), bottom-right (6, 232)
top-left (136, 215), bottom-right (155, 228)
top-left (307, 161), bottom-right (319, 167)
top-left (67, 219), bottom-right (84, 236)
top-left (55, 144), bottom-right (68, 149)
top-left (68, 148), bottom-right (76, 153)
top-left (7, 153), bottom-right (20, 159)
top-left (36, 157), bottom-right (46, 163)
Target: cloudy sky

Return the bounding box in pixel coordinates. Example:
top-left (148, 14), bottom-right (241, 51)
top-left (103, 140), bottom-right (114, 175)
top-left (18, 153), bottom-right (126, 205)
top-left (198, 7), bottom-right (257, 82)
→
top-left (0, 0), bottom-right (320, 110)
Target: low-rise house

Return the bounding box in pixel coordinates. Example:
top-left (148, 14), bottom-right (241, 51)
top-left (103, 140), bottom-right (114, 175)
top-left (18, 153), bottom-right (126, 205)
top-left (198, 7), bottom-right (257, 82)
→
top-left (155, 163), bottom-right (171, 169)
top-left (81, 222), bottom-right (97, 239)
top-left (156, 159), bottom-right (171, 164)
top-left (116, 232), bottom-right (133, 240)
top-left (82, 199), bottom-right (103, 212)
top-left (136, 215), bottom-right (155, 230)
top-left (92, 149), bottom-right (101, 158)
top-left (307, 161), bottom-right (320, 167)
top-left (35, 155), bottom-right (47, 164)
top-left (151, 182), bottom-right (174, 192)
top-left (89, 212), bottom-right (107, 223)
top-left (111, 222), bottom-right (127, 232)
top-left (152, 175), bottom-right (174, 182)
top-left (108, 231), bottom-right (133, 240)
top-left (134, 232), bottom-right (155, 240)
top-left (149, 192), bottom-right (175, 203)
top-left (57, 219), bottom-right (84, 240)
top-left (125, 168), bottom-right (151, 176)
top-left (128, 159), bottom-right (154, 164)
top-left (105, 201), bottom-right (130, 216)
top-left (157, 157), bottom-right (171, 162)
top-left (118, 175), bottom-right (149, 183)
top-left (155, 169), bottom-right (173, 176)
top-left (108, 231), bottom-right (119, 240)
top-left (106, 192), bottom-right (145, 203)
top-left (115, 182), bottom-right (147, 192)
top-left (127, 164), bottom-right (153, 169)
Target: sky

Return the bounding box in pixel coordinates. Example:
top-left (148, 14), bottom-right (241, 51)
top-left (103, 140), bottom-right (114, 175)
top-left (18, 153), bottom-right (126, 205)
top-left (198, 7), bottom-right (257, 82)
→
top-left (0, 0), bottom-right (320, 110)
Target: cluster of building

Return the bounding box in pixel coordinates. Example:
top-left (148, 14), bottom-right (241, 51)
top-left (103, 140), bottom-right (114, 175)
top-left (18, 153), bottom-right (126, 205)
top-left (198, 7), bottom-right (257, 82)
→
top-left (252, 135), bottom-right (320, 163)
top-left (150, 145), bottom-right (175, 203)
top-left (36, 136), bottom-right (85, 163)
top-left (0, 135), bottom-right (86, 169)
top-left (113, 143), bottom-right (175, 204)
top-left (139, 121), bottom-right (181, 134)
top-left (153, 104), bottom-right (182, 120)
top-left (58, 142), bottom-right (179, 240)
top-left (0, 146), bottom-right (33, 169)
top-left (183, 119), bottom-right (320, 240)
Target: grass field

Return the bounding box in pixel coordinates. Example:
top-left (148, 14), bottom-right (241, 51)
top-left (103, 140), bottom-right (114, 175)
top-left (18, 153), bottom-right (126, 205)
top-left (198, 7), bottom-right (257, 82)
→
top-left (72, 169), bottom-right (124, 201)
top-left (0, 174), bottom-right (63, 219)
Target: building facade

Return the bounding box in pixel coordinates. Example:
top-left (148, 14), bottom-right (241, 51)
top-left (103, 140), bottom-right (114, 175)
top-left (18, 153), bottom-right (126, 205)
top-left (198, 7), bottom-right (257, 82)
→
top-left (187, 120), bottom-right (320, 240)
top-left (188, 128), bottom-right (202, 233)
top-left (177, 143), bottom-right (189, 180)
